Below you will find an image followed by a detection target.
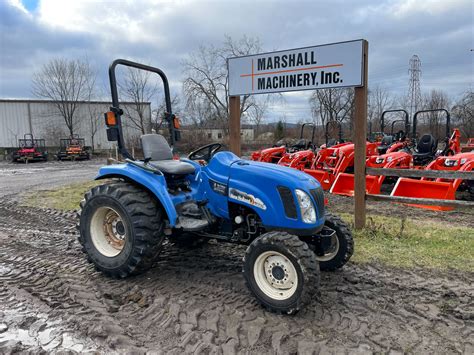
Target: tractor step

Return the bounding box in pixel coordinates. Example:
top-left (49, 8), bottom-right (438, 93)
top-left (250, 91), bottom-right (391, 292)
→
top-left (177, 216), bottom-right (209, 231)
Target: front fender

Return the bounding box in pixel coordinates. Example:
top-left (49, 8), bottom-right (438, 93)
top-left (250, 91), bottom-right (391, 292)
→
top-left (95, 164), bottom-right (178, 226)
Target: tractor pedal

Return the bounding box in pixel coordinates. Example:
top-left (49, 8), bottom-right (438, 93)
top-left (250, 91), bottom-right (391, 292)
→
top-left (177, 216), bottom-right (209, 232)
top-left (178, 202), bottom-right (202, 219)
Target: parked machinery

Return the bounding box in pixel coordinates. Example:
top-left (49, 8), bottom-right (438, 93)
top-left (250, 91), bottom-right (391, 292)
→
top-left (376, 109), bottom-right (410, 155)
top-left (391, 152), bottom-right (474, 210)
top-left (251, 122), bottom-right (316, 164)
top-left (78, 59), bottom-right (354, 315)
top-left (277, 123), bottom-right (317, 169)
top-left (331, 109), bottom-right (412, 196)
top-left (12, 134), bottom-right (48, 163)
top-left (461, 138), bottom-right (474, 152)
top-left (57, 135), bottom-right (90, 161)
top-left (331, 109), bottom-right (461, 197)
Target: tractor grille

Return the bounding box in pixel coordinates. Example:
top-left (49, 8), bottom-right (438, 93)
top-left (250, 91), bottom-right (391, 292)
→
top-left (310, 188), bottom-right (325, 219)
top-left (277, 186), bottom-right (298, 219)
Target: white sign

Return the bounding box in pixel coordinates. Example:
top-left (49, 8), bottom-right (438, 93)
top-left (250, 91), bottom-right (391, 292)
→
top-left (228, 40), bottom-right (364, 96)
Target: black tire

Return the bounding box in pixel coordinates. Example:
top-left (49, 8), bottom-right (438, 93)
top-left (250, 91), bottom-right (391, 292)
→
top-left (316, 213), bottom-right (354, 271)
top-left (243, 231), bottom-right (319, 315)
top-left (78, 182), bottom-right (165, 278)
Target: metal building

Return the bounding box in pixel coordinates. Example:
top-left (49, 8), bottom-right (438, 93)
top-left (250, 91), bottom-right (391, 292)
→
top-left (0, 99), bottom-right (151, 149)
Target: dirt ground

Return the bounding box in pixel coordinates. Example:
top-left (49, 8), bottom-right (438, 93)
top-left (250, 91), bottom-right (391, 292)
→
top-left (0, 160), bottom-right (473, 354)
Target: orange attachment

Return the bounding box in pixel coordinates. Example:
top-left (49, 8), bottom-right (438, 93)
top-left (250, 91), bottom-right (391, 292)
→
top-left (304, 169), bottom-right (334, 190)
top-left (330, 173), bottom-right (381, 196)
top-left (390, 152), bottom-right (474, 211)
top-left (105, 111), bottom-right (117, 126)
top-left (391, 178), bottom-right (455, 211)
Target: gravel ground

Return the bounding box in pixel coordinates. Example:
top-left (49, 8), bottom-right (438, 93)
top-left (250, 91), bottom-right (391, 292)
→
top-left (0, 160), bottom-right (472, 353)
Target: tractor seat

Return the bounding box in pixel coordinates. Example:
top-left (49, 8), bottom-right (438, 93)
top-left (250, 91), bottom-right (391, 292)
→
top-left (141, 134), bottom-right (195, 175)
top-left (327, 138), bottom-right (337, 147)
top-left (377, 135), bottom-right (394, 154)
top-left (413, 134), bottom-right (437, 159)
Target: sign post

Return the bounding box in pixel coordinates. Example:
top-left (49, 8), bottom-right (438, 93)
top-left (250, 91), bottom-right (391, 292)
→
top-left (228, 39), bottom-right (368, 228)
top-left (229, 96), bottom-right (241, 156)
top-left (353, 41), bottom-right (368, 229)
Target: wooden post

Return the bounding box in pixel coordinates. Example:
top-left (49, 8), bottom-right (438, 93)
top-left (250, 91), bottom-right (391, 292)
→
top-left (353, 40), bottom-right (369, 229)
top-left (229, 95), bottom-right (241, 156)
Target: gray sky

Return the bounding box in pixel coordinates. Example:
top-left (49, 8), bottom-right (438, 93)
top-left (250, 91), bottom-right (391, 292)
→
top-left (0, 0), bottom-right (472, 122)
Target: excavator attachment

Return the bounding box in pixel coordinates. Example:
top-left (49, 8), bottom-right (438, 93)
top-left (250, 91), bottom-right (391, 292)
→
top-left (330, 173), bottom-right (382, 196)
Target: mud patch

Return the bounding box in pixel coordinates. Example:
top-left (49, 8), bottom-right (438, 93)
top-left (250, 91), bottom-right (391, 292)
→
top-left (0, 199), bottom-right (472, 353)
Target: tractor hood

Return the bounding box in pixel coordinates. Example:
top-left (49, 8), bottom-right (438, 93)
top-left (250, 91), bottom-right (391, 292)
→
top-left (208, 152), bottom-right (325, 235)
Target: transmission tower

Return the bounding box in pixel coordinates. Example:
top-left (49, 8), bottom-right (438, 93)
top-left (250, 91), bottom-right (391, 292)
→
top-left (407, 55), bottom-right (422, 118)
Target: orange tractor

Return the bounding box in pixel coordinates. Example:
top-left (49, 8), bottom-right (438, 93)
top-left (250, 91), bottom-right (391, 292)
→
top-left (277, 123), bottom-right (317, 169)
top-left (251, 122), bottom-right (316, 164)
top-left (331, 109), bottom-right (461, 197)
top-left (461, 138), bottom-right (474, 152)
top-left (57, 135), bottom-right (90, 161)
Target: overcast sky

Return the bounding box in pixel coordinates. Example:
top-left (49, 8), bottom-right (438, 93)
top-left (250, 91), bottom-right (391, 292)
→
top-left (0, 0), bottom-right (472, 122)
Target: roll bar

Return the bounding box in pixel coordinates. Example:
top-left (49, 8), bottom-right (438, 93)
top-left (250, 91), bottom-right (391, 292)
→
top-left (380, 109), bottom-right (409, 135)
top-left (412, 109), bottom-right (450, 139)
top-left (325, 121), bottom-right (343, 146)
top-left (300, 123), bottom-right (316, 145)
top-left (107, 59), bottom-right (177, 160)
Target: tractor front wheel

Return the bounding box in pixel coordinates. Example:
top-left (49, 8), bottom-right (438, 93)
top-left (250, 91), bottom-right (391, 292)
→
top-left (313, 213), bottom-right (354, 271)
top-left (78, 182), bottom-right (165, 278)
top-left (243, 231), bottom-right (319, 315)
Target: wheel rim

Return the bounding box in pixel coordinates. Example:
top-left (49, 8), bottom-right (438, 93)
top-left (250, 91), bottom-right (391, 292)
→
top-left (253, 251), bottom-right (298, 300)
top-left (90, 206), bottom-right (127, 257)
top-left (314, 232), bottom-right (339, 262)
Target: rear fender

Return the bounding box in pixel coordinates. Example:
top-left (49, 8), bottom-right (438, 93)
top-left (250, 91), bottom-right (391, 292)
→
top-left (95, 164), bottom-right (178, 226)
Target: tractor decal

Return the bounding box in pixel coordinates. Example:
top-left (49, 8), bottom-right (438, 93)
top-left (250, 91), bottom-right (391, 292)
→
top-left (209, 179), bottom-right (227, 195)
top-left (229, 188), bottom-right (267, 210)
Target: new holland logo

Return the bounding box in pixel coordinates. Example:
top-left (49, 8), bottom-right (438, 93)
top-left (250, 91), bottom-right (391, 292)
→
top-left (229, 188), bottom-right (267, 210)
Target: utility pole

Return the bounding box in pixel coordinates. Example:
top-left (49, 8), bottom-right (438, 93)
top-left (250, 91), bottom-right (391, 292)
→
top-left (408, 55), bottom-right (422, 118)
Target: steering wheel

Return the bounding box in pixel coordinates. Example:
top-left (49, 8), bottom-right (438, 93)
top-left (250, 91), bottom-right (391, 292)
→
top-left (188, 143), bottom-right (222, 162)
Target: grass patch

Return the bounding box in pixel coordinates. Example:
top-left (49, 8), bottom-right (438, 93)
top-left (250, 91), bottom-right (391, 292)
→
top-left (23, 181), bottom-right (473, 272)
top-left (340, 213), bottom-right (474, 272)
top-left (23, 180), bottom-right (101, 211)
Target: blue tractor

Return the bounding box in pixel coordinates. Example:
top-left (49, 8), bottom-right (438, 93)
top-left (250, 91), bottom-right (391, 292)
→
top-left (78, 60), bottom-right (354, 314)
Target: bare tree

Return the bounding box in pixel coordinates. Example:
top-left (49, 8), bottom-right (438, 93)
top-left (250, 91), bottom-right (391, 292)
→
top-left (309, 88), bottom-right (354, 127)
top-left (368, 85), bottom-right (393, 131)
top-left (245, 95), bottom-right (271, 136)
top-left (452, 90), bottom-right (474, 138)
top-left (119, 68), bottom-right (156, 134)
top-left (182, 35), bottom-right (271, 133)
top-left (421, 89), bottom-right (450, 138)
top-left (32, 58), bottom-right (96, 136)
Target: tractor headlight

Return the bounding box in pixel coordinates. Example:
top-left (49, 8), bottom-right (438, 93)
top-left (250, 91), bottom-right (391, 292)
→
top-left (387, 156), bottom-right (393, 162)
top-left (460, 158), bottom-right (467, 165)
top-left (375, 157), bottom-right (384, 164)
top-left (295, 189), bottom-right (316, 224)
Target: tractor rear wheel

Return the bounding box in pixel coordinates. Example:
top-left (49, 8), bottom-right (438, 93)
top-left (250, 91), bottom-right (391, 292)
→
top-left (78, 182), bottom-right (165, 278)
top-left (314, 213), bottom-right (354, 271)
top-left (243, 231), bottom-right (319, 315)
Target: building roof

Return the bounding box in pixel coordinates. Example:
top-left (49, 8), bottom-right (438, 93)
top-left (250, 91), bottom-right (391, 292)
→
top-left (0, 98), bottom-right (151, 105)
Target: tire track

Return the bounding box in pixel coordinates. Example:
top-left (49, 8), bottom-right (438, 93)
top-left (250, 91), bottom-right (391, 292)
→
top-left (0, 198), bottom-right (472, 353)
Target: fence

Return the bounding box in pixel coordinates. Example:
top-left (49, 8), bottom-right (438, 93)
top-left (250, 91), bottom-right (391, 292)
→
top-left (364, 167), bottom-right (474, 210)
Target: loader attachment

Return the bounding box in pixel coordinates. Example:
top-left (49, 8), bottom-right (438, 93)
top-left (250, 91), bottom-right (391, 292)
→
top-left (304, 169), bottom-right (334, 190)
top-left (330, 173), bottom-right (382, 196)
top-left (390, 178), bottom-right (455, 211)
